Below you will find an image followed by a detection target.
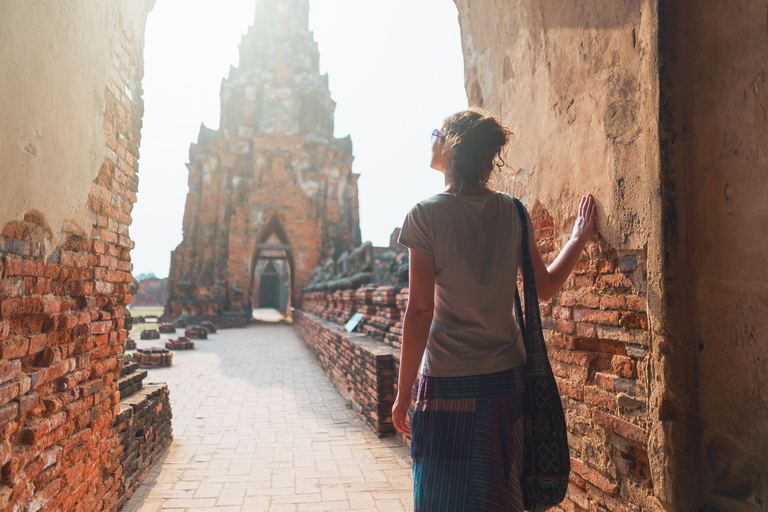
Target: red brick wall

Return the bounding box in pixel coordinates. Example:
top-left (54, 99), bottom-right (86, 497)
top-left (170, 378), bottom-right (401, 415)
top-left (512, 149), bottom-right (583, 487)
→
top-left (529, 205), bottom-right (652, 512)
top-left (0, 8), bottom-right (167, 511)
top-left (131, 277), bottom-right (167, 307)
top-left (301, 286), bottom-right (404, 344)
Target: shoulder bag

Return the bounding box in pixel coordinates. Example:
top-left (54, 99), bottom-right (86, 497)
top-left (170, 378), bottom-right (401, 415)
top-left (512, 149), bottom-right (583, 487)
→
top-left (512, 197), bottom-right (570, 511)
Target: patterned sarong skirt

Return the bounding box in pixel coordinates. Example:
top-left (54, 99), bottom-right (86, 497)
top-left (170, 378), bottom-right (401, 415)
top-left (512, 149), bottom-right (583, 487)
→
top-left (411, 365), bottom-right (526, 512)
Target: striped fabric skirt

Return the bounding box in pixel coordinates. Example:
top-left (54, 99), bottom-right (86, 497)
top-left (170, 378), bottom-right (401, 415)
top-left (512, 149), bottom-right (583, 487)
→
top-left (411, 366), bottom-right (526, 512)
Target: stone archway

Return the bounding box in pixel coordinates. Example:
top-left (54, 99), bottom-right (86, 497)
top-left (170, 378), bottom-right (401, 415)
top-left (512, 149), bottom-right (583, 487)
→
top-left (249, 213), bottom-right (296, 319)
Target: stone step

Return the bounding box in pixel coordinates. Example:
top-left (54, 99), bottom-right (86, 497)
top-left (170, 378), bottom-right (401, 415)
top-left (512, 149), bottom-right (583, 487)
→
top-left (121, 361), bottom-right (140, 377)
top-left (118, 369), bottom-right (148, 400)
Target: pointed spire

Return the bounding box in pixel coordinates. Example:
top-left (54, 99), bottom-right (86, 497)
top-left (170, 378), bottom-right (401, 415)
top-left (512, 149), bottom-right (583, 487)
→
top-left (253, 0), bottom-right (309, 30)
top-left (218, 0), bottom-right (337, 140)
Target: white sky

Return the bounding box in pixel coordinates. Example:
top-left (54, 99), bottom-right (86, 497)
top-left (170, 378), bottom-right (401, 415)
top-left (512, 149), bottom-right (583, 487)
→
top-left (132, 0), bottom-right (467, 278)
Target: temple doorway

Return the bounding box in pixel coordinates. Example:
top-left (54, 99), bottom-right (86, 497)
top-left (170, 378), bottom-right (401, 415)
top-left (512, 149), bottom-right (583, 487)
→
top-left (249, 214), bottom-right (296, 321)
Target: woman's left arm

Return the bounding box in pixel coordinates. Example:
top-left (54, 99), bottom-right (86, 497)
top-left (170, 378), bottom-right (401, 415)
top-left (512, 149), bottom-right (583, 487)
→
top-left (529, 194), bottom-right (596, 301)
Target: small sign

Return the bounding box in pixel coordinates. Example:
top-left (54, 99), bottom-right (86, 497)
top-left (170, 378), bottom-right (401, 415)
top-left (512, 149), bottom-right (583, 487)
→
top-left (345, 312), bottom-right (365, 333)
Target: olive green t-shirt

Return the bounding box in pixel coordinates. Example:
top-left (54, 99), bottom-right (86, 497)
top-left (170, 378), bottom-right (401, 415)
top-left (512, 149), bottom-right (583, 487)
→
top-left (398, 191), bottom-right (534, 377)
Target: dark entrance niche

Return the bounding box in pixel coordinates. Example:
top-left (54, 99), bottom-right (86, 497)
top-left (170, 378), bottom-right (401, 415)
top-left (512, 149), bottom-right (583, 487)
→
top-left (258, 261), bottom-right (281, 309)
top-left (249, 213), bottom-right (296, 319)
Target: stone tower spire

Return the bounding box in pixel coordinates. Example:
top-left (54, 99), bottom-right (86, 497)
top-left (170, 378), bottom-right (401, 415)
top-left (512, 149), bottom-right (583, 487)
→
top-left (167, 0), bottom-right (360, 323)
top-left (253, 0), bottom-right (310, 29)
top-left (219, 0), bottom-right (339, 143)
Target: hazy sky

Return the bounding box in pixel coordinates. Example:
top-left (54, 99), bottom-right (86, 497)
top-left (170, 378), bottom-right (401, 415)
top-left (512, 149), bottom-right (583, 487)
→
top-left (131, 0), bottom-right (468, 278)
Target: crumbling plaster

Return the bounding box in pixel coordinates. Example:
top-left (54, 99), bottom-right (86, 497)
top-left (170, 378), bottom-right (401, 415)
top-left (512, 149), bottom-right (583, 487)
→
top-left (455, 0), bottom-right (658, 253)
top-left (0, 1), bottom-right (153, 252)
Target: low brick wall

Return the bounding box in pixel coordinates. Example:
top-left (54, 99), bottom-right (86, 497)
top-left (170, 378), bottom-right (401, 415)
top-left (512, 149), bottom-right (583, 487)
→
top-left (298, 285), bottom-right (414, 443)
top-left (302, 286), bottom-right (407, 350)
top-left (295, 311), bottom-right (396, 435)
top-left (118, 366), bottom-right (147, 399)
top-left (114, 384), bottom-right (172, 510)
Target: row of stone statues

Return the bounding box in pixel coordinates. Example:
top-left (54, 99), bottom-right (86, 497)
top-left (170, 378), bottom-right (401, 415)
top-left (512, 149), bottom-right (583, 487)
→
top-left (303, 241), bottom-right (409, 292)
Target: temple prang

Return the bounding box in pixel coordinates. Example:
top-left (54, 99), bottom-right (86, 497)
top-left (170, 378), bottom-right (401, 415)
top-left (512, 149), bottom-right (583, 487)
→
top-left (166, 0), bottom-right (361, 324)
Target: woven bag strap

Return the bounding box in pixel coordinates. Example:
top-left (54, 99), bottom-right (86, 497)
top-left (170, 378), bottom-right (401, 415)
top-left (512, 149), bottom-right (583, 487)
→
top-left (512, 198), bottom-right (544, 350)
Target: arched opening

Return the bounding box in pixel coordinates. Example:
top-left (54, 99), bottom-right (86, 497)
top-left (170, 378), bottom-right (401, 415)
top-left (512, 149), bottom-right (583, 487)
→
top-left (249, 213), bottom-right (296, 320)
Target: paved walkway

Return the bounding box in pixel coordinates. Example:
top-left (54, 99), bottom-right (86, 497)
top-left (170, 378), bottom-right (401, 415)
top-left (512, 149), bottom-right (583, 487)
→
top-left (120, 323), bottom-right (413, 512)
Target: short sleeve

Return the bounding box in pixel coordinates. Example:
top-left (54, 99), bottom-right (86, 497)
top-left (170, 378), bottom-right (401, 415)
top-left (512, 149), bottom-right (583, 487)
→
top-left (398, 203), bottom-right (434, 257)
top-left (510, 196), bottom-right (536, 240)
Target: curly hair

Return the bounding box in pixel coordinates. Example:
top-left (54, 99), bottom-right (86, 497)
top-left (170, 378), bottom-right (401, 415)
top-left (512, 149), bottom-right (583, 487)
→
top-left (440, 108), bottom-right (512, 191)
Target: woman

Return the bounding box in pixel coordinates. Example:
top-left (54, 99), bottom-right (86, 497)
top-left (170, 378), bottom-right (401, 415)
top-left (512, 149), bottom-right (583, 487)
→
top-left (393, 108), bottom-right (595, 511)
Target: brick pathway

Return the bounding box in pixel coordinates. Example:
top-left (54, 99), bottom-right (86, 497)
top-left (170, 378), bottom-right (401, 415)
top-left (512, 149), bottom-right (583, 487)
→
top-left (120, 324), bottom-right (413, 512)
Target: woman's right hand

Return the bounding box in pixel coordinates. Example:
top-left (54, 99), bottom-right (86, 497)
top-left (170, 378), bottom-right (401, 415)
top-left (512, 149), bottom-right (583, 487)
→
top-left (392, 389), bottom-right (413, 435)
top-left (530, 193), bottom-right (597, 300)
top-left (570, 194), bottom-right (596, 246)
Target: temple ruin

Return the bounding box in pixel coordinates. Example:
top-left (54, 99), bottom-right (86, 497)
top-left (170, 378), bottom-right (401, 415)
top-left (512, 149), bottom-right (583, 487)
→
top-left (165, 0), bottom-right (361, 325)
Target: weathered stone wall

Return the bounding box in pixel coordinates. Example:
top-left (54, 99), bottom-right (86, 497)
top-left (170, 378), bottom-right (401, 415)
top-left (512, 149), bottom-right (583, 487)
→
top-left (455, 0), bottom-right (767, 510)
top-left (659, 2), bottom-right (768, 509)
top-left (455, 0), bottom-right (660, 249)
top-left (166, 0), bottom-right (361, 323)
top-left (0, 2), bottom-right (149, 250)
top-left (0, 2), bottom-right (167, 511)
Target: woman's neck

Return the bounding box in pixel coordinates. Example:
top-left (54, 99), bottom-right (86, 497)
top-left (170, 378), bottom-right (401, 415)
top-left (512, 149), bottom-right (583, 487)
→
top-left (443, 184), bottom-right (495, 196)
